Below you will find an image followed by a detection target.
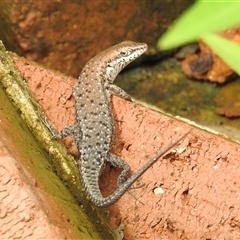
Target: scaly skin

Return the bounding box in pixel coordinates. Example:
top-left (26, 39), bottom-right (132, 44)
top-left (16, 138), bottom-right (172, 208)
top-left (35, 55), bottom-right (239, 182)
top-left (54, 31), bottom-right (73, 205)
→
top-left (53, 41), bottom-right (187, 207)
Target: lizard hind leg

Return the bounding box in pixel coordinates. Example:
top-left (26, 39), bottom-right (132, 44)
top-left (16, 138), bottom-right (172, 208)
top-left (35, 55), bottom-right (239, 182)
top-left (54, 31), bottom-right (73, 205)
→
top-left (107, 153), bottom-right (131, 186)
top-left (108, 153), bottom-right (144, 204)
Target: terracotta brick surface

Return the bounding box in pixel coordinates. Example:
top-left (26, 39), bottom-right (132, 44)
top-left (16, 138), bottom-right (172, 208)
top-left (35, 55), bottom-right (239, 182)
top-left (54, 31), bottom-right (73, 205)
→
top-left (0, 122), bottom-right (66, 239)
top-left (5, 54), bottom-right (240, 239)
top-left (0, 1), bottom-right (190, 77)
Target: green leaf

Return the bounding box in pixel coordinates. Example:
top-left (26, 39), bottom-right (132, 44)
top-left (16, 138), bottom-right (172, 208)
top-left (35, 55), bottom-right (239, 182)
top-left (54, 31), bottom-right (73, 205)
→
top-left (158, 0), bottom-right (240, 50)
top-left (202, 33), bottom-right (240, 76)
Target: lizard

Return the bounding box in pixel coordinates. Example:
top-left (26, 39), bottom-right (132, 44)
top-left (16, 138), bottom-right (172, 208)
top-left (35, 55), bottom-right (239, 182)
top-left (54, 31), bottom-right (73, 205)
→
top-left (52, 41), bottom-right (187, 207)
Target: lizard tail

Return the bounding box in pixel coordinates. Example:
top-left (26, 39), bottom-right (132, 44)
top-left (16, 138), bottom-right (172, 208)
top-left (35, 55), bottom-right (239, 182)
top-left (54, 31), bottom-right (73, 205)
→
top-left (84, 133), bottom-right (188, 207)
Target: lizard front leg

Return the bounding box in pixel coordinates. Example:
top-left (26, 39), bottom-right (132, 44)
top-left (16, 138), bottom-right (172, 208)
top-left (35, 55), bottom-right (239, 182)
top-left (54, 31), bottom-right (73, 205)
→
top-left (106, 84), bottom-right (132, 101)
top-left (53, 124), bottom-right (83, 152)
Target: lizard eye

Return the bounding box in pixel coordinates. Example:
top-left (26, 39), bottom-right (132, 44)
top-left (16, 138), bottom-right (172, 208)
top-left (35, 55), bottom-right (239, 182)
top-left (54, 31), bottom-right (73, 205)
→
top-left (120, 50), bottom-right (130, 57)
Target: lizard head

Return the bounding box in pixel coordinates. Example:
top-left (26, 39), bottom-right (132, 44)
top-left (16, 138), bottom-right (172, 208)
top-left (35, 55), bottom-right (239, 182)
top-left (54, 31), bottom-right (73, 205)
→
top-left (101, 41), bottom-right (148, 83)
